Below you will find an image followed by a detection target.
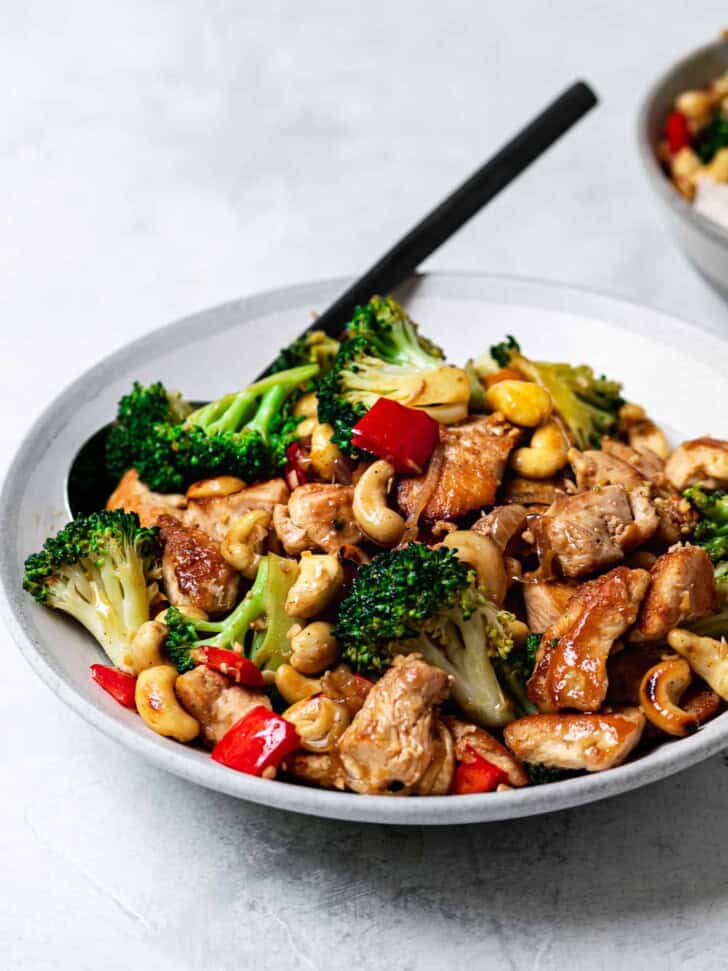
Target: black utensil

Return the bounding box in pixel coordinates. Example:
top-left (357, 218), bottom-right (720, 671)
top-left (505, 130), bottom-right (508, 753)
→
top-left (67, 80), bottom-right (597, 515)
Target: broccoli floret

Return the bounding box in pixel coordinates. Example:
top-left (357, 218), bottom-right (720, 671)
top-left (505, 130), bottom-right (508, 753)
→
top-left (164, 554), bottom-right (301, 673)
top-left (494, 631), bottom-right (541, 717)
top-left (335, 543), bottom-right (515, 727)
top-left (317, 296), bottom-right (469, 455)
top-left (23, 510), bottom-right (160, 672)
top-left (107, 364), bottom-right (318, 493)
top-left (695, 110), bottom-right (728, 164)
top-left (473, 339), bottom-right (624, 449)
top-left (105, 381), bottom-right (192, 482)
top-left (268, 329), bottom-right (340, 376)
top-left (684, 486), bottom-right (728, 562)
top-left (526, 763), bottom-right (572, 785)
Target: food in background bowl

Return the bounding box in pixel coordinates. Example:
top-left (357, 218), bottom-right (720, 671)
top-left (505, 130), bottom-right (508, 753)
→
top-left (660, 67), bottom-right (728, 228)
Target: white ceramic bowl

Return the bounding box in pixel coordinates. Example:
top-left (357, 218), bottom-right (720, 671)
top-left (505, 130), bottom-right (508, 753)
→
top-left (638, 39), bottom-right (728, 294)
top-left (3, 272), bottom-right (728, 824)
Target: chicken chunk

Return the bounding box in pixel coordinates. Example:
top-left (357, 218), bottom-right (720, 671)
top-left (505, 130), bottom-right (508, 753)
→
top-left (337, 655), bottom-right (451, 794)
top-left (522, 580), bottom-right (578, 633)
top-left (106, 469), bottom-right (186, 527)
top-left (503, 708), bottom-right (645, 772)
top-left (528, 566), bottom-right (651, 712)
top-left (444, 716), bottom-right (528, 787)
top-left (157, 515), bottom-right (239, 615)
top-left (175, 665), bottom-right (271, 747)
top-left (600, 438), bottom-right (665, 483)
top-left (665, 438), bottom-right (728, 491)
top-left (287, 752), bottom-right (348, 791)
top-left (539, 483), bottom-right (658, 578)
top-left (396, 415), bottom-right (521, 523)
top-left (629, 545), bottom-right (717, 642)
top-left (569, 446), bottom-right (645, 492)
top-left (182, 478), bottom-right (289, 543)
top-left (283, 483), bottom-right (363, 553)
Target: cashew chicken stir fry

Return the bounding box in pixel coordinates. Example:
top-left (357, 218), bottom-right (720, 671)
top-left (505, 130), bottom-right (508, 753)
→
top-left (22, 297), bottom-right (728, 795)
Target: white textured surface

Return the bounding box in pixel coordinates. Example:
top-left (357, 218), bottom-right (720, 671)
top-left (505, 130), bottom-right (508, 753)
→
top-left (4, 2), bottom-right (728, 968)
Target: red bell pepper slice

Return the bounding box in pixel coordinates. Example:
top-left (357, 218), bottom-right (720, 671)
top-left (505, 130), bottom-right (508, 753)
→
top-left (90, 664), bottom-right (137, 710)
top-left (452, 745), bottom-right (509, 795)
top-left (284, 441), bottom-right (308, 489)
top-left (192, 646), bottom-right (264, 687)
top-left (666, 111), bottom-right (691, 154)
top-left (351, 397), bottom-right (440, 473)
top-left (212, 706), bottom-right (300, 776)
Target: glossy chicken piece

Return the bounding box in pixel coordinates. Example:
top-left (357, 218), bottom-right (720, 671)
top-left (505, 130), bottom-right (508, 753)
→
top-left (182, 478), bottom-right (289, 543)
top-left (157, 515), bottom-right (239, 615)
top-left (629, 545), bottom-right (717, 642)
top-left (665, 438), bottom-right (728, 490)
top-left (528, 566), bottom-right (651, 712)
top-left (503, 708), bottom-right (645, 772)
top-left (337, 655), bottom-right (451, 794)
top-left (175, 665), bottom-right (271, 747)
top-left (444, 716), bottom-right (529, 787)
top-left (522, 580), bottom-right (578, 633)
top-left (106, 469), bottom-right (186, 527)
top-left (280, 483), bottom-right (363, 554)
top-left (396, 415), bottom-right (521, 523)
top-left (540, 484), bottom-right (658, 578)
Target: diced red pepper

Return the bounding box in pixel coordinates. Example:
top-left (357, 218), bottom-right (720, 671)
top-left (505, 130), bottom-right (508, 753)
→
top-left (452, 745), bottom-right (509, 795)
top-left (666, 111), bottom-right (691, 154)
top-left (351, 397), bottom-right (440, 473)
top-left (284, 441), bottom-right (308, 490)
top-left (211, 706), bottom-right (300, 776)
top-left (90, 664), bottom-right (137, 710)
top-left (192, 646), bottom-right (264, 687)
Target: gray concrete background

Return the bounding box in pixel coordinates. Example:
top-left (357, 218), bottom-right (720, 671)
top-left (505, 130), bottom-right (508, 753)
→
top-left (3, 3), bottom-right (728, 968)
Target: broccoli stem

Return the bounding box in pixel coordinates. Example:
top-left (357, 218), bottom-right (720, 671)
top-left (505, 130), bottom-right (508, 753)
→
top-left (198, 558), bottom-right (270, 648)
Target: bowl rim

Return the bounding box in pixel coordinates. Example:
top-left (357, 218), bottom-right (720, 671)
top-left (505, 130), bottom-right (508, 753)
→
top-left (637, 36), bottom-right (728, 247)
top-left (4, 270), bottom-right (728, 825)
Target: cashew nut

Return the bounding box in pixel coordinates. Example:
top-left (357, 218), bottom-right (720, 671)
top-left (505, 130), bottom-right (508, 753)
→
top-left (639, 657), bottom-right (697, 736)
top-left (290, 621), bottom-right (340, 674)
top-left (186, 476), bottom-right (245, 500)
top-left (220, 509), bottom-right (271, 577)
top-left (667, 628), bottom-right (728, 700)
top-left (135, 665), bottom-right (200, 742)
top-left (485, 380), bottom-right (552, 427)
top-left (352, 460), bottom-right (405, 546)
top-left (274, 663), bottom-right (322, 705)
top-left (441, 531), bottom-right (507, 605)
top-left (310, 422), bottom-right (343, 480)
top-left (128, 620), bottom-right (167, 674)
top-left (510, 420), bottom-right (568, 479)
top-left (283, 694), bottom-right (350, 751)
top-left (285, 552), bottom-right (343, 618)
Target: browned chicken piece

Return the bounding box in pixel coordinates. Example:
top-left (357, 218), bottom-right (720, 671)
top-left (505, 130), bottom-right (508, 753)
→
top-left (503, 708), bottom-right (645, 772)
top-left (106, 469), bottom-right (186, 527)
top-left (337, 655), bottom-right (451, 794)
top-left (175, 665), bottom-right (271, 747)
top-left (285, 483), bottom-right (363, 553)
top-left (528, 566), bottom-right (651, 712)
top-left (682, 682), bottom-right (722, 725)
top-left (629, 545), bottom-right (717, 642)
top-left (287, 752), bottom-right (348, 790)
top-left (522, 580), bottom-right (578, 633)
top-left (569, 446), bottom-right (645, 492)
top-left (652, 493), bottom-right (699, 546)
top-left (444, 716), bottom-right (529, 787)
top-left (499, 475), bottom-right (565, 508)
top-left (272, 503), bottom-right (310, 556)
top-left (600, 438), bottom-right (665, 483)
top-left (472, 504), bottom-right (528, 551)
top-left (157, 515), bottom-right (239, 615)
top-left (396, 415), bottom-right (521, 523)
top-left (539, 483), bottom-right (658, 578)
top-left (182, 478), bottom-right (289, 543)
top-left (665, 438), bottom-right (728, 490)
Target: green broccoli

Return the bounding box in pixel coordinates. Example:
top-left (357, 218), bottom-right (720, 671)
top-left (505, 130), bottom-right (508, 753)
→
top-left (164, 554), bottom-right (301, 673)
top-left (494, 631), bottom-right (541, 717)
top-left (317, 296), bottom-right (469, 455)
top-left (684, 486), bottom-right (728, 562)
top-left (526, 763), bottom-right (572, 785)
top-left (106, 364), bottom-right (318, 493)
top-left (334, 543), bottom-right (516, 727)
top-left (473, 338), bottom-right (624, 449)
top-left (695, 110), bottom-right (728, 164)
top-left (22, 510), bottom-right (161, 672)
top-left (267, 329), bottom-right (340, 376)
